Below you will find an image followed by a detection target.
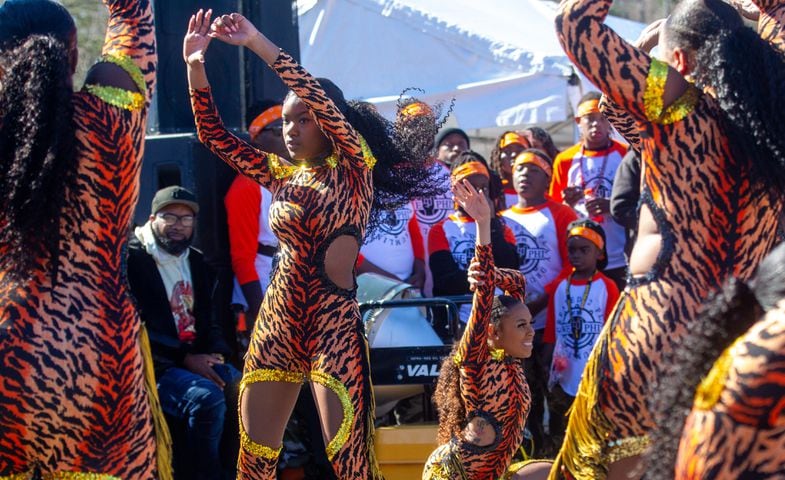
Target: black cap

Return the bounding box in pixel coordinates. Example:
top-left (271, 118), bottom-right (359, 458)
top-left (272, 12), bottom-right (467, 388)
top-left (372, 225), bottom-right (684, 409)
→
top-left (434, 127), bottom-right (470, 149)
top-left (151, 186), bottom-right (199, 215)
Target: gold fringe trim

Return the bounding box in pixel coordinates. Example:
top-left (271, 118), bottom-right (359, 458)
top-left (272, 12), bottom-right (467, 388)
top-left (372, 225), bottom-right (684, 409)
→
top-left (694, 336), bottom-right (743, 410)
top-left (548, 295), bottom-right (627, 480)
top-left (139, 326), bottom-right (174, 480)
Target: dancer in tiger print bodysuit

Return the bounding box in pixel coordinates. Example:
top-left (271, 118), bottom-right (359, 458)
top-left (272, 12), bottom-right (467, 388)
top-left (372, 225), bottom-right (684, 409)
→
top-left (0, 0), bottom-right (160, 478)
top-left (549, 0), bottom-right (785, 478)
top-left (185, 9), bottom-right (442, 479)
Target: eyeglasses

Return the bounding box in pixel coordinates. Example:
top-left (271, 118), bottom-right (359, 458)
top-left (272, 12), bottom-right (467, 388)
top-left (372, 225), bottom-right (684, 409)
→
top-left (157, 213), bottom-right (195, 227)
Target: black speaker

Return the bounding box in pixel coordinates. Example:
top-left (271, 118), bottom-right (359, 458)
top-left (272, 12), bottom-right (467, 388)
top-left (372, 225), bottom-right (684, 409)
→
top-left (244, 0), bottom-right (301, 108)
top-left (148, 0), bottom-right (243, 134)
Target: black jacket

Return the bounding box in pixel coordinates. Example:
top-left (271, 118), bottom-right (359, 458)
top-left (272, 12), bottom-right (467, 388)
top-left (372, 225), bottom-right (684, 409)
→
top-left (610, 150), bottom-right (641, 257)
top-left (126, 235), bottom-right (230, 375)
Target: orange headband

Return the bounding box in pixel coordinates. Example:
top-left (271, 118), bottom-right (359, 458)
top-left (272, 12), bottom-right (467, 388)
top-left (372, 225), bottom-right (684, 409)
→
top-left (569, 226), bottom-right (604, 250)
top-left (399, 101), bottom-right (433, 119)
top-left (513, 151), bottom-right (553, 177)
top-left (248, 105), bottom-right (283, 142)
top-left (499, 132), bottom-right (529, 149)
top-left (451, 161), bottom-right (490, 183)
top-left (576, 99), bottom-right (601, 119)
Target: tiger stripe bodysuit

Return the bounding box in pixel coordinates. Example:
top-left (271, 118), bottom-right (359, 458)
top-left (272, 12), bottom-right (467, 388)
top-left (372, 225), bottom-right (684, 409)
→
top-left (0, 0), bottom-right (158, 478)
top-left (191, 50), bottom-right (381, 479)
top-left (549, 0), bottom-right (784, 477)
top-left (422, 245), bottom-right (530, 480)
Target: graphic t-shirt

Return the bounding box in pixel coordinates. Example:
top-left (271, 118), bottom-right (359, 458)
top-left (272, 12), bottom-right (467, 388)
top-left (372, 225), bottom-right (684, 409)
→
top-left (549, 141), bottom-right (628, 269)
top-left (502, 200), bottom-right (578, 330)
top-left (428, 214), bottom-right (517, 321)
top-left (544, 271), bottom-right (619, 396)
top-left (360, 202), bottom-right (424, 281)
top-left (414, 161), bottom-right (454, 296)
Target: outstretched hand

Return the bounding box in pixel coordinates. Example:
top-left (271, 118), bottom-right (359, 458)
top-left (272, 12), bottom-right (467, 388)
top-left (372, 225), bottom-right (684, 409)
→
top-left (183, 9), bottom-right (213, 66)
top-left (210, 13), bottom-right (260, 47)
top-left (453, 179), bottom-right (491, 224)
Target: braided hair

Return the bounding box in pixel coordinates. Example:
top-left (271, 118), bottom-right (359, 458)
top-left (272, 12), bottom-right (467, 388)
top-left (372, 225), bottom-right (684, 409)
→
top-left (0, 0), bottom-right (77, 280)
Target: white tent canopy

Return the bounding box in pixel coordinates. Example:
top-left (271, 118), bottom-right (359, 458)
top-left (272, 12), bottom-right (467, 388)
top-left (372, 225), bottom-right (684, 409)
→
top-left (297, 0), bottom-right (646, 131)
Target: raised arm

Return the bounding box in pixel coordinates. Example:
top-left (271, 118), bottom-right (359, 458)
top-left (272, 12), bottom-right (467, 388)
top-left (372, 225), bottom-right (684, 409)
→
top-left (555, 0), bottom-right (693, 126)
top-left (210, 13), bottom-right (366, 168)
top-left (494, 268), bottom-right (526, 302)
top-left (85, 0), bottom-right (156, 109)
top-left (453, 180), bottom-right (494, 365)
top-left (600, 95), bottom-right (641, 153)
top-left (186, 10), bottom-right (279, 189)
top-left (753, 0), bottom-right (785, 51)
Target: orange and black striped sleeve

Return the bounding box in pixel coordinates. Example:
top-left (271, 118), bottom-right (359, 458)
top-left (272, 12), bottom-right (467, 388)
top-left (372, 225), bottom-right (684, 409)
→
top-left (454, 244), bottom-right (495, 365)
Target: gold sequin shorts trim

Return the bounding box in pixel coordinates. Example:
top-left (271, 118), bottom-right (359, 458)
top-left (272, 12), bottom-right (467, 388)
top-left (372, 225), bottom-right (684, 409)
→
top-left (309, 370), bottom-right (355, 461)
top-left (238, 368), bottom-right (307, 459)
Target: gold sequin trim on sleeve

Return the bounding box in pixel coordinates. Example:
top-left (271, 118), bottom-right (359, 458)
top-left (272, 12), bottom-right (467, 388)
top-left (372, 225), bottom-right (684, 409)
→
top-left (83, 54), bottom-right (147, 111)
top-left (694, 337), bottom-right (743, 410)
top-left (84, 85), bottom-right (145, 111)
top-left (309, 370), bottom-right (355, 461)
top-left (644, 59), bottom-right (668, 122)
top-left (643, 58), bottom-right (698, 125)
top-left (0, 472), bottom-right (33, 480)
top-left (660, 86), bottom-right (699, 125)
top-left (359, 135), bottom-right (377, 169)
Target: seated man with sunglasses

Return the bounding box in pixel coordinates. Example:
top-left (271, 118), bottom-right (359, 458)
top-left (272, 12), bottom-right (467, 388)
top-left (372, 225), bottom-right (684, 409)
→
top-left (128, 185), bottom-right (241, 480)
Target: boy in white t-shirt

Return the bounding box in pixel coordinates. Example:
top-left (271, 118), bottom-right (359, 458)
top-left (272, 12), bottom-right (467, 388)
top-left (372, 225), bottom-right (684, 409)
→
top-left (543, 219), bottom-right (619, 446)
top-left (501, 148), bottom-right (577, 454)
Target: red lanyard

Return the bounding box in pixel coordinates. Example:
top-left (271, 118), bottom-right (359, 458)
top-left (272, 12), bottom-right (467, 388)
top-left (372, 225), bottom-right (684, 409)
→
top-left (578, 145), bottom-right (610, 193)
top-left (565, 269), bottom-right (595, 357)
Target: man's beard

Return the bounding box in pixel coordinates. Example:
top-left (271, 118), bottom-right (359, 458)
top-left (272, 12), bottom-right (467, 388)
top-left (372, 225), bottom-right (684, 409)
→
top-left (152, 228), bottom-right (192, 256)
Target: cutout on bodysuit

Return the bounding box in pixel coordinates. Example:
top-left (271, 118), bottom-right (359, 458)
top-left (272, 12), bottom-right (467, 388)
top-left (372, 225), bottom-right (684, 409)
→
top-left (461, 411), bottom-right (501, 452)
top-left (628, 191), bottom-right (674, 287)
top-left (238, 369), bottom-right (305, 458)
top-left (322, 232), bottom-right (359, 291)
top-left (309, 370), bottom-right (354, 461)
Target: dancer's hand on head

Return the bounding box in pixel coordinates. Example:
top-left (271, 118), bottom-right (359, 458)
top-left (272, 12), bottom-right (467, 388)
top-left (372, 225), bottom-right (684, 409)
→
top-left (729, 0), bottom-right (760, 21)
top-left (183, 9), bottom-right (213, 66)
top-left (467, 259), bottom-right (488, 292)
top-left (453, 179), bottom-right (491, 224)
top-left (634, 18), bottom-right (665, 53)
top-left (210, 13), bottom-right (259, 47)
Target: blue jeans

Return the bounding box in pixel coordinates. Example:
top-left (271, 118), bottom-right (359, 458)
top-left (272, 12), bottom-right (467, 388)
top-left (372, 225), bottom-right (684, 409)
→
top-left (158, 363), bottom-right (242, 480)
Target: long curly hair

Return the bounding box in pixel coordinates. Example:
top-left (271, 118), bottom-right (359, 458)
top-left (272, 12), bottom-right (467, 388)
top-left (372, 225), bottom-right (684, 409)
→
top-left (645, 242), bottom-right (785, 479)
top-left (0, 0), bottom-right (77, 280)
top-left (288, 79), bottom-right (449, 234)
top-left (664, 0), bottom-right (785, 197)
top-left (433, 294), bottom-right (521, 444)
